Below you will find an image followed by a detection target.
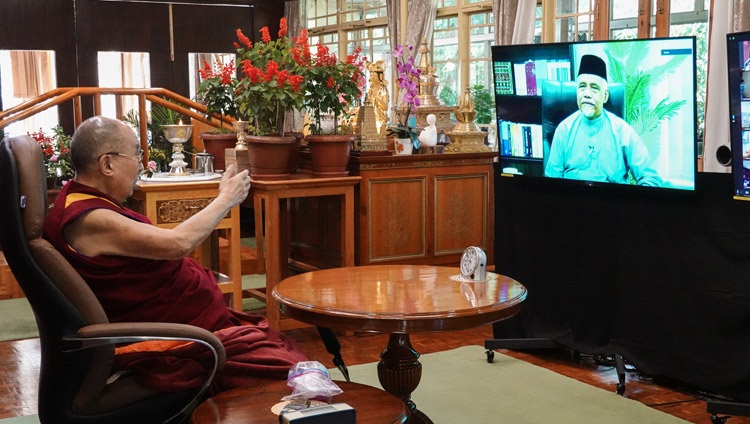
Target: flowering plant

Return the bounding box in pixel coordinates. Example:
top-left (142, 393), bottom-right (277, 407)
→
top-left (28, 126), bottom-right (74, 187)
top-left (234, 18), bottom-right (306, 136)
top-left (196, 60), bottom-right (240, 133)
top-left (388, 45), bottom-right (422, 147)
top-left (301, 43), bottom-right (367, 135)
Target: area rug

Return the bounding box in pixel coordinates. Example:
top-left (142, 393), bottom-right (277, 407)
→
top-left (0, 298), bottom-right (37, 342)
top-left (327, 345), bottom-right (690, 424)
top-left (0, 345), bottom-right (691, 424)
top-left (0, 274), bottom-right (267, 343)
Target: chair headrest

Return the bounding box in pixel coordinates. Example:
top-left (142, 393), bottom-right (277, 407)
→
top-left (3, 135), bottom-right (49, 241)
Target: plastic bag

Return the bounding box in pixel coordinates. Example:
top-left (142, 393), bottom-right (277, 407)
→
top-left (281, 361), bottom-right (343, 402)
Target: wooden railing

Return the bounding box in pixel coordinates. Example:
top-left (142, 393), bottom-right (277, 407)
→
top-left (0, 87), bottom-right (235, 162)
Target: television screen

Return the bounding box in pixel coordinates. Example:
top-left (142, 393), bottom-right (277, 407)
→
top-left (726, 31), bottom-right (750, 200)
top-left (491, 37), bottom-right (697, 192)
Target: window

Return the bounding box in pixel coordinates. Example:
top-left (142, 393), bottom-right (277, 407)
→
top-left (346, 26), bottom-right (390, 64)
top-left (188, 52), bottom-right (235, 100)
top-left (433, 15), bottom-right (460, 104)
top-left (0, 50), bottom-right (58, 136)
top-left (306, 0), bottom-right (338, 30)
top-left (342, 0), bottom-right (387, 23)
top-left (469, 12), bottom-right (494, 90)
top-left (97, 52), bottom-right (151, 120)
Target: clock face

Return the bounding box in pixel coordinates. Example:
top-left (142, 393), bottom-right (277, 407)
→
top-left (461, 247), bottom-right (478, 276)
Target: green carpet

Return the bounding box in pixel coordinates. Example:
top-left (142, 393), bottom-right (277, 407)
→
top-left (0, 298), bottom-right (37, 342)
top-left (327, 345), bottom-right (690, 424)
top-left (0, 273), bottom-right (267, 343)
top-left (0, 345), bottom-right (691, 424)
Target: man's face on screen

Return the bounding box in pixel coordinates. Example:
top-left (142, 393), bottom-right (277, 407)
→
top-left (576, 74), bottom-right (609, 119)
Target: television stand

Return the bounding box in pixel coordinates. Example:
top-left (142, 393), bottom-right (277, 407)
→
top-left (484, 337), bottom-right (627, 395)
top-left (707, 399), bottom-right (750, 423)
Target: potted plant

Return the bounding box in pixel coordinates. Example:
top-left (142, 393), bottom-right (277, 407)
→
top-left (232, 18), bottom-right (307, 178)
top-left (300, 41), bottom-right (367, 176)
top-left (196, 59), bottom-right (241, 171)
top-left (388, 45), bottom-right (422, 155)
top-left (28, 126), bottom-right (74, 190)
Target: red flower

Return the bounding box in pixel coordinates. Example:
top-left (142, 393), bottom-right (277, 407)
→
top-left (261, 26), bottom-right (271, 44)
top-left (279, 17), bottom-right (287, 38)
top-left (265, 60), bottom-right (279, 81)
top-left (326, 76), bottom-right (335, 88)
top-left (289, 75), bottom-right (304, 92)
top-left (236, 29), bottom-right (252, 49)
top-left (276, 70), bottom-right (289, 88)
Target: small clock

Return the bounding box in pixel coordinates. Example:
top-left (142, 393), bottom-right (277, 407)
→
top-left (460, 246), bottom-right (487, 281)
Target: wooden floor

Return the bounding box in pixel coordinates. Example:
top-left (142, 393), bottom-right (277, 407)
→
top-left (1, 324), bottom-right (748, 423)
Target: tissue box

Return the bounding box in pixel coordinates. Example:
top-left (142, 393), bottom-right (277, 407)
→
top-left (279, 403), bottom-right (356, 424)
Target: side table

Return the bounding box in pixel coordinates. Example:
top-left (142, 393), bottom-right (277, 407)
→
top-left (246, 174), bottom-right (360, 330)
top-left (190, 380), bottom-right (407, 424)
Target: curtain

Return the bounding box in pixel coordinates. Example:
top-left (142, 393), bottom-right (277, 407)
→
top-left (119, 52), bottom-right (149, 119)
top-left (493, 0), bottom-right (536, 46)
top-left (703, 0), bottom-right (750, 172)
top-left (386, 0), bottom-right (401, 56)
top-left (404, 0), bottom-right (438, 63)
top-left (10, 51), bottom-right (54, 99)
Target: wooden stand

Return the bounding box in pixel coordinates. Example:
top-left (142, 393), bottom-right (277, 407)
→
top-left (130, 179), bottom-right (243, 310)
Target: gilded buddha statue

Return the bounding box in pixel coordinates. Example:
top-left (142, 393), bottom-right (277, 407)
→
top-left (366, 60), bottom-right (389, 135)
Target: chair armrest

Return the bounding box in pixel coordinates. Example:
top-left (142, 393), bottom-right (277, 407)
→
top-left (66, 322), bottom-right (226, 368)
top-left (64, 322), bottom-right (226, 424)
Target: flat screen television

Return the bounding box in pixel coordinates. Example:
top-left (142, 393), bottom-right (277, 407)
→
top-left (491, 37), bottom-right (697, 192)
top-left (726, 31), bottom-right (750, 200)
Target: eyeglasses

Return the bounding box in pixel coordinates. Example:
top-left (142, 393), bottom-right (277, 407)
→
top-left (100, 149), bottom-right (144, 161)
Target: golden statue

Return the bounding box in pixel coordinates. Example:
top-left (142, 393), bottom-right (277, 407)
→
top-left (366, 60), bottom-right (389, 135)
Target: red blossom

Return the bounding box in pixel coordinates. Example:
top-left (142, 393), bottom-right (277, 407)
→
top-left (261, 26), bottom-right (271, 44)
top-left (237, 29), bottom-right (252, 49)
top-left (276, 70), bottom-right (289, 88)
top-left (326, 76), bottom-right (335, 88)
top-left (289, 75), bottom-right (304, 92)
top-left (279, 17), bottom-right (287, 38)
top-left (265, 60), bottom-right (279, 81)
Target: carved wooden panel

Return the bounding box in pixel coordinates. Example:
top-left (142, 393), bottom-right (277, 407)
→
top-left (155, 198), bottom-right (213, 224)
top-left (434, 174), bottom-right (488, 255)
top-left (368, 177), bottom-right (426, 262)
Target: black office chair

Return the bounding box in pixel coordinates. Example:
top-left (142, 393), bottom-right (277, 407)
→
top-left (0, 135), bottom-right (226, 424)
top-left (540, 80), bottom-right (625, 165)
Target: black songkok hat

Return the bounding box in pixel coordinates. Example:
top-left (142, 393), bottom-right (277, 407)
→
top-left (578, 54), bottom-right (607, 80)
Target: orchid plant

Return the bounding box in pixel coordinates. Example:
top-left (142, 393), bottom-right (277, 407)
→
top-left (389, 45), bottom-right (422, 147)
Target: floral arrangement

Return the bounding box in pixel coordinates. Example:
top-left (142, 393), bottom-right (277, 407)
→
top-left (28, 126), bottom-right (74, 187)
top-left (301, 42), bottom-right (367, 135)
top-left (196, 59), bottom-right (239, 133)
top-left (234, 18), bottom-right (306, 136)
top-left (388, 45), bottom-right (422, 147)
top-left (141, 153), bottom-right (160, 179)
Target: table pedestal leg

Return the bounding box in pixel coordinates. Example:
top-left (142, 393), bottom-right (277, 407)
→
top-left (378, 333), bottom-right (433, 424)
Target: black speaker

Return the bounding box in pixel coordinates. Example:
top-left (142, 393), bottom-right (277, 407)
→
top-left (716, 145), bottom-right (732, 167)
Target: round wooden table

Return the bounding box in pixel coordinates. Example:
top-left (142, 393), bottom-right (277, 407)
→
top-left (190, 380), bottom-right (407, 423)
top-left (272, 265), bottom-right (527, 424)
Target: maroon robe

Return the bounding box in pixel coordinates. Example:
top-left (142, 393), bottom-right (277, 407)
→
top-left (43, 180), bottom-right (306, 391)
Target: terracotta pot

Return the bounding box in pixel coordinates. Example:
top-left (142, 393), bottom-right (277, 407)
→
top-left (285, 132), bottom-right (304, 174)
top-left (200, 132), bottom-right (237, 171)
top-left (305, 134), bottom-right (354, 177)
top-left (245, 135), bottom-right (295, 180)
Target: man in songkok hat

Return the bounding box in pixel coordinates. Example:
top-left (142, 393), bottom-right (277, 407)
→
top-left (545, 54), bottom-right (661, 186)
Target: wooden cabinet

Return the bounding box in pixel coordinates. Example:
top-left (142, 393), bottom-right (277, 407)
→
top-left (350, 152), bottom-right (496, 266)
